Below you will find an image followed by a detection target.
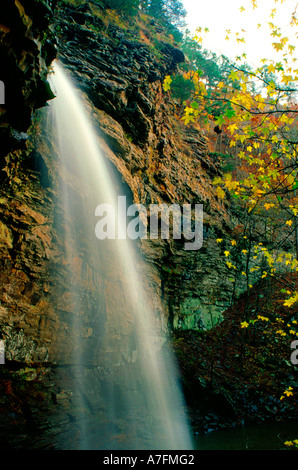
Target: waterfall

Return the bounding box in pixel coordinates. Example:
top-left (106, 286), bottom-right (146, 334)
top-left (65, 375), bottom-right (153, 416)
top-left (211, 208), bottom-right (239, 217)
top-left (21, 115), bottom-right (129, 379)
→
top-left (47, 61), bottom-right (193, 450)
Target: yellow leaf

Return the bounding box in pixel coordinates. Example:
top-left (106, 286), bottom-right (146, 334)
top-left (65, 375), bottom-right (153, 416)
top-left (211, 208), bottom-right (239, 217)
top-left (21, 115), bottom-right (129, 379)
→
top-left (287, 174), bottom-right (295, 187)
top-left (226, 261), bottom-right (236, 269)
top-left (181, 114), bottom-right (195, 125)
top-left (251, 0), bottom-right (257, 9)
top-left (228, 123), bottom-right (238, 135)
top-left (163, 75), bottom-right (172, 91)
top-left (284, 292), bottom-right (298, 307)
top-left (282, 74), bottom-right (293, 84)
top-left (213, 176), bottom-right (222, 185)
top-left (216, 186), bottom-right (225, 199)
top-left (273, 42), bottom-right (284, 51)
top-left (268, 63), bottom-right (276, 73)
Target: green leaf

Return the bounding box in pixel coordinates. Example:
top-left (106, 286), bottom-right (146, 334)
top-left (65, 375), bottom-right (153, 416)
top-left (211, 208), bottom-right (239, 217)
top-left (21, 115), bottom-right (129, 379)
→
top-left (191, 101), bottom-right (199, 109)
top-left (215, 115), bottom-right (225, 126)
top-left (229, 70), bottom-right (239, 81)
top-left (225, 109), bottom-right (236, 118)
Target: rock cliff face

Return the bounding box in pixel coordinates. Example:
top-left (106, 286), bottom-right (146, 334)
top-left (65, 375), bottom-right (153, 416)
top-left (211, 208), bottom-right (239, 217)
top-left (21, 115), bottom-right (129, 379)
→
top-left (0, 1), bottom-right (238, 366)
top-left (53, 1), bottom-right (235, 335)
top-left (0, 0), bottom-right (57, 362)
top-left (0, 0), bottom-right (56, 162)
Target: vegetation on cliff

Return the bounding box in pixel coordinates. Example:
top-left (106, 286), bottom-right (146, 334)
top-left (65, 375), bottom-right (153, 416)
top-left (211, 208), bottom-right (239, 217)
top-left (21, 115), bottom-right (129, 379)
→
top-left (165, 0), bottom-right (298, 443)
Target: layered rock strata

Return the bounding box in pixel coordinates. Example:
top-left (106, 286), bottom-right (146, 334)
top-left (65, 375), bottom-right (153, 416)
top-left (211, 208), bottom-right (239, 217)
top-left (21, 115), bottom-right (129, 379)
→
top-left (53, 1), bottom-right (235, 337)
top-left (0, 1), bottom-right (238, 365)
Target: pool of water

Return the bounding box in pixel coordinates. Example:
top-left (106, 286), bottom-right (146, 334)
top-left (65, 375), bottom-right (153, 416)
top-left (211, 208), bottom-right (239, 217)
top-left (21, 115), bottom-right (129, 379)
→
top-left (194, 421), bottom-right (297, 450)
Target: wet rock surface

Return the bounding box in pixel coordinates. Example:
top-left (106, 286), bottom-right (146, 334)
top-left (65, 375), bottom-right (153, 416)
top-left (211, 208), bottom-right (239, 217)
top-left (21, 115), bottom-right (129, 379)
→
top-left (0, 0), bottom-right (56, 162)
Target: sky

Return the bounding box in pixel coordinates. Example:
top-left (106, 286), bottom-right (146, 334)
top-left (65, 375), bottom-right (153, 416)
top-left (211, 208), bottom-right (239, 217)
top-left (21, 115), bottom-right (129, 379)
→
top-left (181, 0), bottom-right (298, 67)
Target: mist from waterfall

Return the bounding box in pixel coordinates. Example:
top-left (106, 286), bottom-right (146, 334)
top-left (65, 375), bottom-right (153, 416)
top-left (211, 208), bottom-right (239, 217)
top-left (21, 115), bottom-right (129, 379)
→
top-left (48, 61), bottom-right (193, 450)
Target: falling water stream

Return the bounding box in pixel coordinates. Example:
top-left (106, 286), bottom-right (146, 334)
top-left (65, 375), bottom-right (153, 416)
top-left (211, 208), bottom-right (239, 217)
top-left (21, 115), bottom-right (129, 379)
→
top-left (47, 62), bottom-right (193, 450)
